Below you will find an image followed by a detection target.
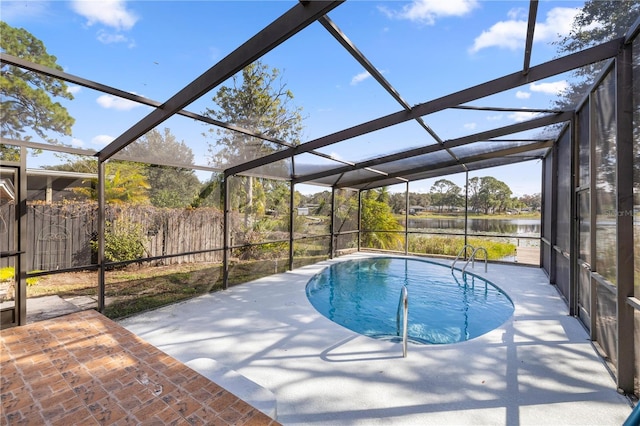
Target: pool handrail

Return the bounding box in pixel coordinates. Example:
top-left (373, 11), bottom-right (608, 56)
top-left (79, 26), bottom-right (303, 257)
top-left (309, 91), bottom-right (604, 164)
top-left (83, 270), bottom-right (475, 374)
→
top-left (462, 247), bottom-right (488, 273)
top-left (451, 244), bottom-right (476, 272)
top-left (396, 285), bottom-right (408, 358)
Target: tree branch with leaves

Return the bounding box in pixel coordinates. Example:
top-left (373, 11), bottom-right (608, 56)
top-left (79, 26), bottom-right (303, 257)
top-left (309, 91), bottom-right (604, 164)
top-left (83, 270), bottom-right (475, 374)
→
top-left (0, 21), bottom-right (75, 158)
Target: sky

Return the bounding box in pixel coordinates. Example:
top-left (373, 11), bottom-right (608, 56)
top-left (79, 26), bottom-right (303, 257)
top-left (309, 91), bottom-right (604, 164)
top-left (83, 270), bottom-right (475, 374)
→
top-left (2, 0), bottom-right (589, 196)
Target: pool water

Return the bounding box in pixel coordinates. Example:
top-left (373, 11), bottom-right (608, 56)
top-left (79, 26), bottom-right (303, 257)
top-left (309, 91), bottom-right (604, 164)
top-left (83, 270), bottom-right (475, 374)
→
top-left (306, 257), bottom-right (514, 344)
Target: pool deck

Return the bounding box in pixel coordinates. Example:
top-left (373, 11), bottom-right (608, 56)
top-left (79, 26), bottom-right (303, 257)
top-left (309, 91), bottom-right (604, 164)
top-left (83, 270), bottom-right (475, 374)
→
top-left (120, 253), bottom-right (632, 425)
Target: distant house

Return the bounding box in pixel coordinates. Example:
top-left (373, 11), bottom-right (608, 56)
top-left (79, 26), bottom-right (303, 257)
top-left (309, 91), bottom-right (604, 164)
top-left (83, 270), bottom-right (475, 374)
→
top-left (408, 205), bottom-right (427, 215)
top-left (27, 169), bottom-right (96, 203)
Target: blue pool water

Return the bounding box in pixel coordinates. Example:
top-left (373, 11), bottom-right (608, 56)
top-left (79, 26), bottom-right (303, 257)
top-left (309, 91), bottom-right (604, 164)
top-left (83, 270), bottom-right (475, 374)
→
top-left (306, 257), bottom-right (514, 344)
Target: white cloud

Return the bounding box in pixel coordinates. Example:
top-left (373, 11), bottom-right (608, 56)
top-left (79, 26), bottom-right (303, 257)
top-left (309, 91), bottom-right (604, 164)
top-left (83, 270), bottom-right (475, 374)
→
top-left (516, 90), bottom-right (531, 99)
top-left (529, 80), bottom-right (568, 95)
top-left (470, 21), bottom-right (527, 53)
top-left (96, 94), bottom-right (142, 111)
top-left (351, 71), bottom-right (371, 86)
top-left (487, 114), bottom-right (503, 121)
top-left (507, 7), bottom-right (527, 21)
top-left (508, 111), bottom-right (540, 123)
top-left (379, 0), bottom-right (478, 25)
top-left (92, 135), bottom-right (114, 146)
top-left (67, 85), bottom-right (81, 95)
top-left (97, 30), bottom-right (134, 47)
top-left (469, 7), bottom-right (579, 53)
top-left (463, 122), bottom-right (477, 130)
top-left (71, 0), bottom-right (138, 31)
top-left (470, 20), bottom-right (527, 53)
top-left (534, 7), bottom-right (579, 42)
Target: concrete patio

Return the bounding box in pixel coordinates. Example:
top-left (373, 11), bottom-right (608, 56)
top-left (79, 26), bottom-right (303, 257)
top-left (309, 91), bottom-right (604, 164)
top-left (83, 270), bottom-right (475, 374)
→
top-left (120, 253), bottom-right (633, 425)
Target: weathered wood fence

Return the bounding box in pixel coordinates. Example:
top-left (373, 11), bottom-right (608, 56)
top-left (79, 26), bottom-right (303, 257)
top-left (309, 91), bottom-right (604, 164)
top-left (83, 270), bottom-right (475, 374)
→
top-left (1, 202), bottom-right (225, 271)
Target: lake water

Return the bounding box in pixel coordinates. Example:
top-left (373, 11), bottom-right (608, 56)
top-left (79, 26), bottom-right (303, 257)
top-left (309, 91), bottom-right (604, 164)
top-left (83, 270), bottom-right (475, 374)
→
top-left (407, 217), bottom-right (541, 236)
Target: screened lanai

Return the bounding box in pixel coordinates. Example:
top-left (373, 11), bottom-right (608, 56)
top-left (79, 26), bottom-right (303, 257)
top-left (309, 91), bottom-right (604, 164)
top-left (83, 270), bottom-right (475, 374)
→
top-left (1, 0), bottom-right (640, 402)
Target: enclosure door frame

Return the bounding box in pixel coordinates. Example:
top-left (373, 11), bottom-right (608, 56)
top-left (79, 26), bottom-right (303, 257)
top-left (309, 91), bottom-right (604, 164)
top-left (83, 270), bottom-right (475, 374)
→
top-left (0, 151), bottom-right (27, 328)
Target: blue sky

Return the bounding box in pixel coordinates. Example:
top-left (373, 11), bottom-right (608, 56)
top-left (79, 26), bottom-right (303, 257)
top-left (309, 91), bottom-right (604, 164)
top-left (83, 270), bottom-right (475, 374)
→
top-left (2, 0), bottom-right (587, 196)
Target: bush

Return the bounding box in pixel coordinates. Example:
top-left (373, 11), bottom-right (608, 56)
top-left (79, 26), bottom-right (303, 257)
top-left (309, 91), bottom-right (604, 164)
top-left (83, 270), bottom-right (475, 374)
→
top-left (92, 220), bottom-right (148, 263)
top-left (409, 236), bottom-right (515, 260)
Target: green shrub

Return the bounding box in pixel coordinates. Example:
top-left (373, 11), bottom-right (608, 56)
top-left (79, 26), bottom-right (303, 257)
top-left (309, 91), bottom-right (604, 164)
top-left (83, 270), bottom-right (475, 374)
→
top-left (92, 219), bottom-right (148, 263)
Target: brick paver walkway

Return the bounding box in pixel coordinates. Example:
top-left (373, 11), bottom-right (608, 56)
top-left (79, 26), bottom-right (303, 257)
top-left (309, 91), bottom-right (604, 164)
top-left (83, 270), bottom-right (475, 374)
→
top-left (1, 309), bottom-right (279, 425)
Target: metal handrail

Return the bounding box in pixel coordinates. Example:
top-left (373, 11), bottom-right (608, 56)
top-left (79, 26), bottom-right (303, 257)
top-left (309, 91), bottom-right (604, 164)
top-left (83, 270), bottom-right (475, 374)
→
top-left (451, 244), bottom-right (475, 271)
top-left (462, 247), bottom-right (488, 273)
top-left (396, 285), bottom-right (409, 358)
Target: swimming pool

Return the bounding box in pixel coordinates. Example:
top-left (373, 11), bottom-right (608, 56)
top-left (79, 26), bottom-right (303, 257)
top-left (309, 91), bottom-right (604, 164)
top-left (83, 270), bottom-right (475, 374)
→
top-left (306, 257), bottom-right (514, 344)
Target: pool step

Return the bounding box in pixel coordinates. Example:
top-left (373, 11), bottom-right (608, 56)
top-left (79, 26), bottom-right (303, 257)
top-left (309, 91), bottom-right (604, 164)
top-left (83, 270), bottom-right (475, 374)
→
top-left (184, 357), bottom-right (277, 420)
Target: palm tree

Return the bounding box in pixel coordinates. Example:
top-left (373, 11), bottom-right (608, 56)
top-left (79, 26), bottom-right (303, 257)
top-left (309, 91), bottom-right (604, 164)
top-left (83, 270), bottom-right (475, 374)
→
top-left (74, 162), bottom-right (150, 204)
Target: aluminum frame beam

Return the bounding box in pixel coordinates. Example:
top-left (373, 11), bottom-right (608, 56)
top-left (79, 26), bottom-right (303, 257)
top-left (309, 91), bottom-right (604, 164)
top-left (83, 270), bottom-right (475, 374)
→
top-left (0, 53), bottom-right (297, 149)
top-left (625, 13), bottom-right (640, 43)
top-left (615, 39), bottom-right (634, 395)
top-left (319, 15), bottom-right (446, 146)
top-left (335, 140), bottom-right (552, 189)
top-left (318, 15), bottom-right (464, 177)
top-left (98, 1), bottom-right (343, 162)
top-left (0, 136), bottom-right (223, 174)
top-left (1, 137), bottom-right (97, 157)
top-left (523, 0), bottom-right (539, 75)
top-left (2, 53), bottom-right (367, 171)
top-left (452, 105), bottom-right (562, 114)
top-left (226, 37), bottom-right (623, 177)
top-left (352, 156), bottom-right (532, 191)
top-left (293, 111), bottom-right (571, 185)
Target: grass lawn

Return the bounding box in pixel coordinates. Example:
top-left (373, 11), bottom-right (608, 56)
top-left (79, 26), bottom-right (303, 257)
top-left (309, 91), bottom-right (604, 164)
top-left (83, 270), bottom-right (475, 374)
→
top-left (24, 255), bottom-right (328, 319)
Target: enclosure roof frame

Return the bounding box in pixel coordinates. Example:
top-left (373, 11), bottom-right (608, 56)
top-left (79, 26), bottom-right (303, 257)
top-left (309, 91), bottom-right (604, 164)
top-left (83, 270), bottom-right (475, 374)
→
top-left (225, 36), bottom-right (624, 179)
top-left (0, 1), bottom-right (629, 192)
top-left (98, 0), bottom-right (344, 162)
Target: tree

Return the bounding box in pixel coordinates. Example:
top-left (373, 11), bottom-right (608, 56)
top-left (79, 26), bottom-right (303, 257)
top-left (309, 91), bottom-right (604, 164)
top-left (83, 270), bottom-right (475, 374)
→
top-left (467, 177), bottom-right (482, 213)
top-left (554, 1), bottom-right (640, 109)
top-left (69, 161), bottom-right (150, 204)
top-left (0, 22), bottom-right (75, 159)
top-left (120, 128), bottom-right (200, 208)
top-left (518, 193), bottom-right (541, 211)
top-left (388, 192), bottom-right (406, 214)
top-left (554, 1), bottom-right (640, 199)
top-left (360, 189), bottom-right (403, 250)
top-left (429, 179), bottom-right (462, 213)
top-left (191, 173), bottom-right (223, 208)
top-left (408, 192), bottom-right (431, 212)
top-left (202, 61), bottom-right (304, 227)
top-left (203, 60), bottom-right (304, 166)
top-left (47, 156), bottom-right (98, 174)
top-left (306, 191), bottom-right (332, 216)
top-left (476, 176), bottom-right (512, 214)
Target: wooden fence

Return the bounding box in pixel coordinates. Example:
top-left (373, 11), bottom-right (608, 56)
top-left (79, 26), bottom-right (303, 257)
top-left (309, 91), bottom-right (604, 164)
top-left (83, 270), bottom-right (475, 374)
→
top-left (0, 202), bottom-right (225, 272)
